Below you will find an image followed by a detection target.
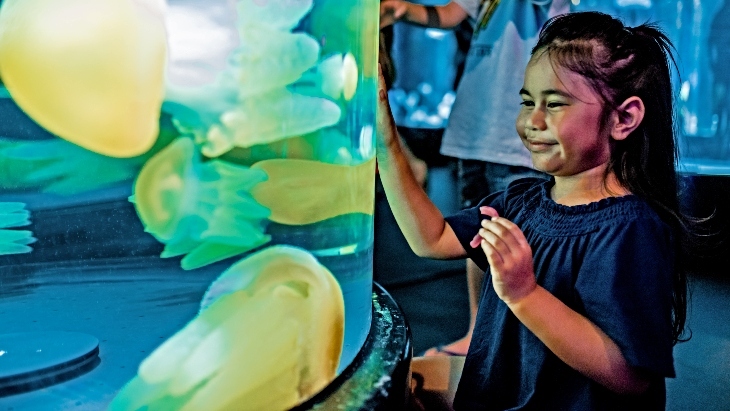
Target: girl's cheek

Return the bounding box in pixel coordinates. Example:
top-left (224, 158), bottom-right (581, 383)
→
top-left (515, 114), bottom-right (527, 137)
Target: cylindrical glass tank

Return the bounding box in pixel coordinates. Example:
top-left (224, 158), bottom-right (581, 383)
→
top-left (0, 0), bottom-right (378, 409)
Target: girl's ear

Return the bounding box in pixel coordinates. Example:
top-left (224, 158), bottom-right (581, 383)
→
top-left (610, 96), bottom-right (645, 141)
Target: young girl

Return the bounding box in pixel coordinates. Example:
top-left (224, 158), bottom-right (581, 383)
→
top-left (376, 11), bottom-right (689, 409)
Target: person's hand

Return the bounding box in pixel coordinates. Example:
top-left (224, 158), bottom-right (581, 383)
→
top-left (477, 215), bottom-right (537, 305)
top-left (376, 64), bottom-right (398, 153)
top-left (380, 0), bottom-right (409, 28)
top-left (470, 206), bottom-right (499, 248)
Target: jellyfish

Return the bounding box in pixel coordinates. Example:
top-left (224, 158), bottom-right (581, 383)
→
top-left (0, 139), bottom-right (142, 195)
top-left (164, 26), bottom-right (321, 112)
top-left (216, 128), bottom-right (354, 167)
top-left (250, 157), bottom-right (376, 225)
top-left (0, 202), bottom-right (36, 255)
top-left (131, 137), bottom-right (271, 270)
top-left (0, 0), bottom-right (167, 157)
top-left (162, 0), bottom-right (359, 159)
top-left (0, 139), bottom-right (53, 191)
top-left (290, 52), bottom-right (359, 102)
top-left (0, 114), bottom-right (178, 194)
top-left (108, 245), bottom-right (345, 411)
top-left (202, 89), bottom-right (342, 157)
top-left (308, 0), bottom-right (380, 79)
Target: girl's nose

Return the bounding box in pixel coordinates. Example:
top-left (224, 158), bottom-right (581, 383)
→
top-left (527, 108), bottom-right (546, 130)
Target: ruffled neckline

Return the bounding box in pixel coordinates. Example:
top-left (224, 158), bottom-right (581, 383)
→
top-left (519, 179), bottom-right (653, 236)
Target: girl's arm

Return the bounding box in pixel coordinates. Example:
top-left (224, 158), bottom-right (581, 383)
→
top-left (478, 216), bottom-right (652, 394)
top-left (509, 287), bottom-right (651, 394)
top-left (380, 1), bottom-right (469, 29)
top-left (376, 68), bottom-right (465, 260)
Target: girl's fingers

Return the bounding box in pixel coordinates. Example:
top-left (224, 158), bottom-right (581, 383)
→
top-left (479, 206), bottom-right (499, 219)
top-left (375, 65), bottom-right (398, 147)
top-left (479, 226), bottom-right (510, 259)
top-left (481, 217), bottom-right (527, 251)
top-left (480, 238), bottom-right (504, 266)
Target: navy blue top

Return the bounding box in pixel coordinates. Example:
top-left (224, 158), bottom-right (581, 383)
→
top-left (445, 178), bottom-right (675, 411)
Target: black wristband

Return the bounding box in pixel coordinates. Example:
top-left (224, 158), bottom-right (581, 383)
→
top-left (424, 6), bottom-right (440, 28)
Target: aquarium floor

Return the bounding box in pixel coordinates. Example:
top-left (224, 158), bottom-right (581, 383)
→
top-left (374, 162), bottom-right (730, 411)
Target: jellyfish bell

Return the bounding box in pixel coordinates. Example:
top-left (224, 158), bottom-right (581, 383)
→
top-left (250, 157), bottom-right (376, 225)
top-left (0, 0), bottom-right (167, 158)
top-left (133, 136), bottom-right (192, 242)
top-left (132, 137), bottom-right (272, 270)
top-left (108, 245), bottom-right (344, 411)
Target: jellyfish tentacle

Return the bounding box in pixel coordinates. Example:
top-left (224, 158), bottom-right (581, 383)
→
top-left (0, 230), bottom-right (35, 255)
top-left (163, 0), bottom-right (354, 160)
top-left (0, 202), bottom-right (30, 227)
top-left (1, 139), bottom-right (143, 195)
top-left (201, 89), bottom-right (342, 157)
top-left (0, 202), bottom-right (36, 255)
top-left (233, 28), bottom-right (321, 98)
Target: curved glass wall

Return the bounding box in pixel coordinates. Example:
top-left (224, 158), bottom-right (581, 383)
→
top-left (0, 0), bottom-right (378, 409)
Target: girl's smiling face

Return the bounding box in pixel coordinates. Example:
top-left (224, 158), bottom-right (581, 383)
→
top-left (516, 53), bottom-right (613, 177)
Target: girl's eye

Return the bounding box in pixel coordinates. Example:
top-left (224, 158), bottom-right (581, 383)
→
top-left (520, 101), bottom-right (534, 107)
top-left (547, 102), bottom-right (566, 108)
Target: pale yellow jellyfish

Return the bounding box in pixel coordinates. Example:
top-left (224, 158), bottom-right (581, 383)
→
top-left (250, 157), bottom-right (376, 225)
top-left (108, 245), bottom-right (345, 411)
top-left (131, 137), bottom-right (271, 270)
top-left (0, 0), bottom-right (167, 157)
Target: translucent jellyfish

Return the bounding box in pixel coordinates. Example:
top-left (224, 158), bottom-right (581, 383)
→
top-left (162, 0), bottom-right (356, 159)
top-left (131, 137), bottom-right (271, 270)
top-left (202, 89), bottom-right (342, 157)
top-left (165, 27), bottom-right (321, 108)
top-left (108, 245), bottom-right (344, 411)
top-left (250, 157), bottom-right (376, 225)
top-left (0, 202), bottom-right (36, 255)
top-left (0, 0), bottom-right (167, 157)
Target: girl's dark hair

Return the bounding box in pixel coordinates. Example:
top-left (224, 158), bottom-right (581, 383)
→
top-left (532, 11), bottom-right (690, 344)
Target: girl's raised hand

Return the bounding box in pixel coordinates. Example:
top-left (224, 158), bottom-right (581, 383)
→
top-left (380, 1), bottom-right (409, 29)
top-left (478, 215), bottom-right (537, 305)
top-left (376, 64), bottom-right (398, 152)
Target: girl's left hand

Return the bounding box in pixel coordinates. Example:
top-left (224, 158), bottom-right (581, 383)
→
top-left (478, 216), bottom-right (537, 305)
